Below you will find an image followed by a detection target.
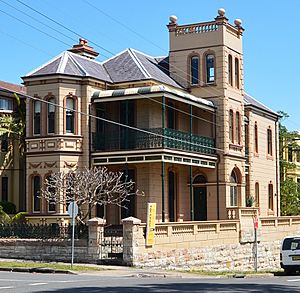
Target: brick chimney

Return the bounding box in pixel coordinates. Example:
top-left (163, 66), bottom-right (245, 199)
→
top-left (68, 38), bottom-right (99, 59)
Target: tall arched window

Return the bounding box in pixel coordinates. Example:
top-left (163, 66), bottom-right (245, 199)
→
top-left (45, 175), bottom-right (56, 212)
top-left (235, 112), bottom-right (240, 144)
top-left (47, 98), bottom-right (55, 134)
top-left (228, 54), bottom-right (233, 86)
top-left (33, 101), bottom-right (41, 135)
top-left (254, 122), bottom-right (258, 153)
top-left (190, 56), bottom-right (199, 85)
top-left (267, 128), bottom-right (272, 156)
top-left (268, 183), bottom-right (273, 211)
top-left (206, 54), bottom-right (215, 83)
top-left (32, 175), bottom-right (41, 212)
top-left (229, 110), bottom-right (234, 143)
top-left (230, 170), bottom-right (238, 206)
top-left (66, 97), bottom-right (75, 134)
top-left (255, 182), bottom-right (259, 207)
top-left (235, 58), bottom-right (239, 89)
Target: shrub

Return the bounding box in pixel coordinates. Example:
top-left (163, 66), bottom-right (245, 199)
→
top-left (0, 201), bottom-right (16, 214)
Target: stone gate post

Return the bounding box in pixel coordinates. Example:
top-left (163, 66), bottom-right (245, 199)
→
top-left (87, 217), bottom-right (106, 261)
top-left (122, 217), bottom-right (141, 266)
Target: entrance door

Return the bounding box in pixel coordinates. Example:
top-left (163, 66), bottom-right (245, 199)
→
top-left (193, 186), bottom-right (207, 221)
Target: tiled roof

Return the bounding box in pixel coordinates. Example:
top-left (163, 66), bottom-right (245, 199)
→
top-left (244, 93), bottom-right (278, 116)
top-left (0, 80), bottom-right (26, 94)
top-left (102, 49), bottom-right (180, 88)
top-left (25, 51), bottom-right (112, 82)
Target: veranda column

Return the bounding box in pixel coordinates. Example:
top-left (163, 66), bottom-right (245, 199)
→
top-left (189, 105), bottom-right (194, 220)
top-left (161, 95), bottom-right (166, 222)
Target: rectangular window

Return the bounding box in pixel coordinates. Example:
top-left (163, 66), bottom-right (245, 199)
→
top-left (121, 169), bottom-right (135, 219)
top-left (268, 183), bottom-right (273, 211)
top-left (47, 99), bottom-right (55, 134)
top-left (235, 112), bottom-right (240, 144)
top-left (33, 101), bottom-right (41, 135)
top-left (267, 129), bottom-right (272, 155)
top-left (288, 146), bottom-right (293, 162)
top-left (229, 110), bottom-right (234, 142)
top-left (1, 177), bottom-right (8, 202)
top-left (255, 124), bottom-right (258, 153)
top-left (0, 98), bottom-right (13, 111)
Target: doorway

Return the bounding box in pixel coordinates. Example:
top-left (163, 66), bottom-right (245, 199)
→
top-left (193, 175), bottom-right (207, 221)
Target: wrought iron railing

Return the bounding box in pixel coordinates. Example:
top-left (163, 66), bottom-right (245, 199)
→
top-left (0, 223), bottom-right (88, 239)
top-left (92, 128), bottom-right (215, 155)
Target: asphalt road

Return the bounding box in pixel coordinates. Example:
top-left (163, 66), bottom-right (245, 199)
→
top-left (1, 271), bottom-right (300, 292)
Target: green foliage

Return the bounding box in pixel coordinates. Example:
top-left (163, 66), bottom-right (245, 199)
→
top-left (0, 206), bottom-right (11, 224)
top-left (246, 195), bottom-right (255, 207)
top-left (0, 201), bottom-right (16, 214)
top-left (280, 178), bottom-right (300, 216)
top-left (10, 212), bottom-right (27, 223)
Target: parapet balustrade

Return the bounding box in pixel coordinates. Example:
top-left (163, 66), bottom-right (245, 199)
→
top-left (175, 21), bottom-right (218, 36)
top-left (227, 207), bottom-right (259, 220)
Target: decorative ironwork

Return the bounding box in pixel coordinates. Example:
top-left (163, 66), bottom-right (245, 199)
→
top-left (99, 224), bottom-right (123, 263)
top-left (92, 128), bottom-right (215, 155)
top-left (0, 223), bottom-right (88, 239)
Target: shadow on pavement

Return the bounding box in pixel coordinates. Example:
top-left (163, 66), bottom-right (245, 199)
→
top-left (38, 282), bottom-right (300, 293)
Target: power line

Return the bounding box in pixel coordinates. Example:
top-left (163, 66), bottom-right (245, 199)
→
top-left (16, 0), bottom-right (115, 58)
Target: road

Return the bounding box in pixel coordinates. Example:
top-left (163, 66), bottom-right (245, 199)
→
top-left (1, 271), bottom-right (300, 292)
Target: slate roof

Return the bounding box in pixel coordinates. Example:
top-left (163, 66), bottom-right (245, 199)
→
top-left (24, 49), bottom-right (180, 88)
top-left (102, 49), bottom-right (180, 87)
top-left (244, 93), bottom-right (278, 116)
top-left (25, 51), bottom-right (112, 82)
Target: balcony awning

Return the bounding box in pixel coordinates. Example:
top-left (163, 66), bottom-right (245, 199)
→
top-left (92, 84), bottom-right (215, 111)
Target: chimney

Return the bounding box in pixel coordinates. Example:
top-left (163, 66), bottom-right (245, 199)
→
top-left (68, 38), bottom-right (99, 59)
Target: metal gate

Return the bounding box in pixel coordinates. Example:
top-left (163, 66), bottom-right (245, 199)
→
top-left (99, 224), bottom-right (123, 264)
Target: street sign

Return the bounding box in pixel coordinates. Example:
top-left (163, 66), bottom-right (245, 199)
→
top-left (253, 216), bottom-right (259, 230)
top-left (67, 202), bottom-right (78, 218)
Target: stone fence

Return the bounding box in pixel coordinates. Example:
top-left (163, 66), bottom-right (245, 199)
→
top-left (0, 216), bottom-right (300, 271)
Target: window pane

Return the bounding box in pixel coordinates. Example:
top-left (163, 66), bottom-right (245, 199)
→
top-left (191, 56), bottom-right (199, 85)
top-left (0, 98), bottom-right (13, 110)
top-left (48, 98), bottom-right (55, 134)
top-left (268, 184), bottom-right (273, 210)
top-left (66, 98), bottom-right (75, 133)
top-left (228, 55), bottom-right (233, 86)
top-left (33, 101), bottom-right (41, 135)
top-left (255, 124), bottom-right (258, 153)
top-left (235, 112), bottom-right (240, 144)
top-left (235, 58), bottom-right (239, 88)
top-left (206, 55), bottom-right (215, 83)
top-left (1, 177), bottom-right (8, 202)
top-left (33, 176), bottom-right (40, 212)
top-left (229, 111), bottom-right (234, 142)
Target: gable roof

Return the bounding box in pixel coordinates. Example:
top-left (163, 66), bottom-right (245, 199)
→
top-left (0, 80), bottom-right (26, 95)
top-left (24, 51), bottom-right (112, 82)
top-left (102, 49), bottom-right (180, 88)
top-left (244, 93), bottom-right (279, 116)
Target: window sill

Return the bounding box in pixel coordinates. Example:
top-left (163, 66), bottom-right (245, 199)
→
top-left (229, 143), bottom-right (243, 151)
top-left (201, 82), bottom-right (217, 87)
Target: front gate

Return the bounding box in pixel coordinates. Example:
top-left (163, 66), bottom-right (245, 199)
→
top-left (99, 224), bottom-right (123, 264)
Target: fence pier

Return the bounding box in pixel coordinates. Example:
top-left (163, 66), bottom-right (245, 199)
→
top-left (87, 217), bottom-right (106, 260)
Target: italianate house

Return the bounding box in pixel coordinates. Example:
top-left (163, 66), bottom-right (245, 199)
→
top-left (22, 9), bottom-right (280, 224)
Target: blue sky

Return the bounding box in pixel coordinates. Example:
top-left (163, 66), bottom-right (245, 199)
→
top-left (0, 0), bottom-right (299, 130)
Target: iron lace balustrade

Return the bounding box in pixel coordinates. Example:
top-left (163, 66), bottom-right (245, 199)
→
top-left (92, 128), bottom-right (215, 155)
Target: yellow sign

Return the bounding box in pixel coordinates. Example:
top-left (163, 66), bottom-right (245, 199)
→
top-left (146, 203), bottom-right (156, 247)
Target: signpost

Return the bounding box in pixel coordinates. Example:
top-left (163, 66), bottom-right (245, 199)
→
top-left (67, 201), bottom-right (78, 268)
top-left (146, 203), bottom-right (156, 247)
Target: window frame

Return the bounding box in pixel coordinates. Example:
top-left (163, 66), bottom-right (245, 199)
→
top-left (229, 110), bottom-right (234, 143)
top-left (235, 112), bottom-right (241, 145)
top-left (254, 122), bottom-right (258, 153)
top-left (33, 100), bottom-right (41, 135)
top-left (267, 128), bottom-right (273, 156)
top-left (268, 183), bottom-right (274, 211)
top-left (47, 97), bottom-right (55, 134)
top-left (32, 175), bottom-right (41, 212)
top-left (228, 54), bottom-right (233, 86)
top-left (205, 54), bottom-right (215, 83)
top-left (234, 57), bottom-right (240, 89)
top-left (230, 170), bottom-right (238, 207)
top-left (190, 55), bottom-right (200, 86)
top-left (65, 96), bottom-right (76, 134)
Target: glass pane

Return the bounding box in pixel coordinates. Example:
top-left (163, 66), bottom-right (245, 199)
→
top-left (66, 98), bottom-right (74, 109)
top-left (34, 101), bottom-right (41, 113)
top-left (191, 56), bottom-right (199, 85)
top-left (206, 55), bottom-right (215, 82)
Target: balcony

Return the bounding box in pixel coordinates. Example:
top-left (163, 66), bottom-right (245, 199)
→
top-left (92, 128), bottom-right (215, 155)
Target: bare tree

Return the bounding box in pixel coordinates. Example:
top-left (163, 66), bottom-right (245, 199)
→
top-left (42, 167), bottom-right (140, 223)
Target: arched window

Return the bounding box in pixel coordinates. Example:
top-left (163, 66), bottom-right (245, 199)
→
top-left (206, 54), bottom-right (215, 83)
top-left (268, 183), bottom-right (273, 210)
top-left (66, 97), bottom-right (75, 134)
top-left (230, 170), bottom-right (238, 206)
top-left (228, 54), bottom-right (233, 86)
top-left (267, 128), bottom-right (272, 156)
top-left (229, 110), bottom-right (234, 143)
top-left (235, 58), bottom-right (239, 88)
top-left (32, 175), bottom-right (41, 212)
top-left (254, 122), bottom-right (258, 153)
top-left (255, 182), bottom-right (259, 207)
top-left (193, 175), bottom-right (206, 184)
top-left (235, 112), bottom-right (240, 144)
top-left (47, 98), bottom-right (55, 134)
top-left (190, 55), bottom-right (199, 85)
top-left (45, 175), bottom-right (56, 212)
top-left (33, 101), bottom-right (41, 135)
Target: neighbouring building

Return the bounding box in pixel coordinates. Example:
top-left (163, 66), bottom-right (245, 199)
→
top-left (0, 81), bottom-right (26, 212)
top-left (22, 9), bottom-right (280, 224)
